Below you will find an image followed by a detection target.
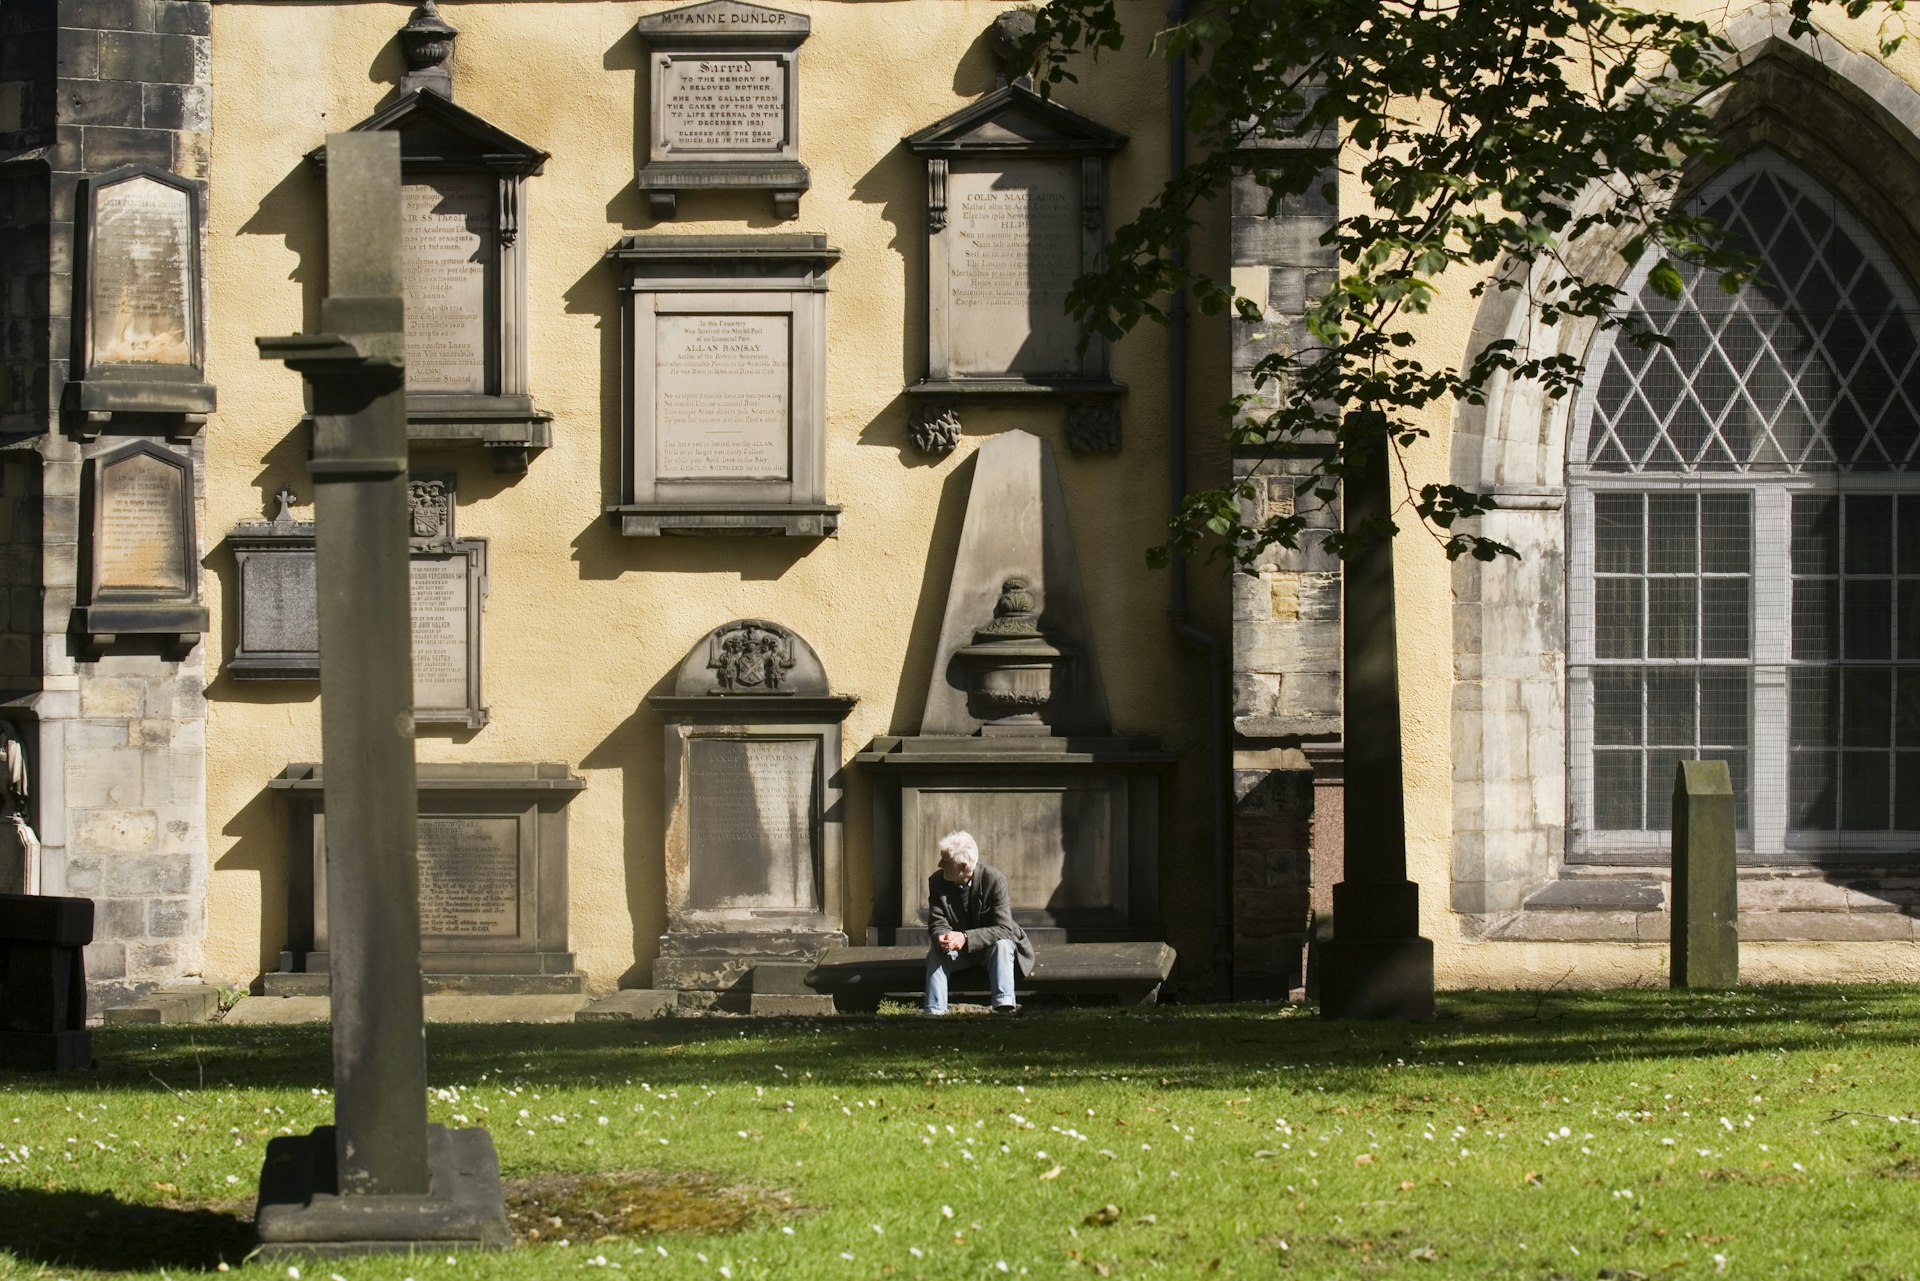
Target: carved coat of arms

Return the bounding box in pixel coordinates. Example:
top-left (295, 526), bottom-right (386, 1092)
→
top-left (708, 621), bottom-right (796, 693)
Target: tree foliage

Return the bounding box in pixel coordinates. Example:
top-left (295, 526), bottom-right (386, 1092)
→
top-left (1017, 0), bottom-right (1906, 567)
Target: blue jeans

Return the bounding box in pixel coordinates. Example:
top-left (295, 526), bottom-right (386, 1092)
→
top-left (923, 938), bottom-right (1017, 1013)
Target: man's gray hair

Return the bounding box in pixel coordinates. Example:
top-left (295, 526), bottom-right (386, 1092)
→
top-left (938, 830), bottom-right (979, 870)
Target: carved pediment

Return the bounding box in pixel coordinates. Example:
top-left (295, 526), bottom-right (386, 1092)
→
top-left (905, 84), bottom-right (1126, 155)
top-left (310, 90), bottom-right (548, 175)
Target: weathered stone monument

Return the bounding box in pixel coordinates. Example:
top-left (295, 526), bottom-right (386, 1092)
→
top-left (605, 235), bottom-right (840, 536)
top-left (1316, 426), bottom-right (1435, 1021)
top-left (648, 620), bottom-right (854, 1006)
top-left (636, 0), bottom-right (812, 220)
top-left (253, 131), bottom-right (509, 1255)
top-left (76, 441), bottom-right (208, 658)
top-left (902, 81), bottom-right (1126, 453)
top-left (67, 164), bottom-right (215, 436)
top-left (1671, 759), bottom-right (1738, 989)
top-left (858, 431), bottom-right (1168, 943)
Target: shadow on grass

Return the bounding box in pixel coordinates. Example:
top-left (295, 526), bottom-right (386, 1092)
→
top-left (39, 986), bottom-right (1920, 1096)
top-left (0, 1186), bottom-right (253, 1272)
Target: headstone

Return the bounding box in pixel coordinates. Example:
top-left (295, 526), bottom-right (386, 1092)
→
top-left (856, 431), bottom-right (1170, 945)
top-left (902, 82), bottom-right (1125, 449)
top-left (637, 0), bottom-right (811, 220)
top-left (648, 620), bottom-right (855, 999)
top-left (267, 763), bottom-right (588, 994)
top-left (606, 235), bottom-right (840, 536)
top-left (255, 129), bottom-right (509, 1256)
top-left (1671, 759), bottom-right (1738, 989)
top-left (78, 442), bottom-right (208, 658)
top-left (68, 164), bottom-right (215, 433)
top-left (314, 84), bottom-right (550, 472)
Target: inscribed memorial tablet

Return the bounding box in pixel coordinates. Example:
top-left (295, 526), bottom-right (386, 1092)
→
top-left (660, 56), bottom-right (789, 153)
top-left (98, 450), bottom-right (189, 595)
top-left (687, 737), bottom-right (818, 910)
top-left (947, 161), bottom-right (1081, 378)
top-left (90, 176), bottom-right (193, 367)
top-left (417, 816), bottom-right (521, 938)
top-left (655, 313), bottom-right (790, 479)
top-left (400, 175), bottom-right (492, 394)
top-left (241, 552), bottom-right (319, 653)
top-left (410, 553), bottom-right (471, 712)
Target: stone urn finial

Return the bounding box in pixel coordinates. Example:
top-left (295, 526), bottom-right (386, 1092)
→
top-left (988, 9), bottom-right (1038, 88)
top-left (954, 572), bottom-right (1070, 735)
top-left (400, 0), bottom-right (459, 98)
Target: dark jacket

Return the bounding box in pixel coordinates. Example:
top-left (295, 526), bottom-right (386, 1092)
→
top-left (927, 862), bottom-right (1036, 976)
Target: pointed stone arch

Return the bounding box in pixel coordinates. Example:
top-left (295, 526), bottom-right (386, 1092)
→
top-left (1447, 8), bottom-right (1920, 924)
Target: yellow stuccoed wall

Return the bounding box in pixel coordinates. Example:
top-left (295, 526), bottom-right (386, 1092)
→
top-left (200, 1), bottom-right (1212, 992)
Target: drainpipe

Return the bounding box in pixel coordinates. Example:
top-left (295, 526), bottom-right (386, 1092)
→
top-left (1162, 0), bottom-right (1236, 1001)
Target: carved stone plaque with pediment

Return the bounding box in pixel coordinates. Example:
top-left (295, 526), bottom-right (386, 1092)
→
top-left (78, 442), bottom-right (207, 657)
top-left (637, 0), bottom-right (811, 220)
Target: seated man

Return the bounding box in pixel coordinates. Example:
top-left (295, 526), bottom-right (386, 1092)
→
top-left (924, 830), bottom-right (1034, 1015)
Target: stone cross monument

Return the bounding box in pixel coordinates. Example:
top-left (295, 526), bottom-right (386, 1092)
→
top-left (251, 131), bottom-right (510, 1255)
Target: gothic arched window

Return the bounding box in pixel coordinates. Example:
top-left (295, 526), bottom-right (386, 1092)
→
top-left (1568, 149), bottom-right (1920, 861)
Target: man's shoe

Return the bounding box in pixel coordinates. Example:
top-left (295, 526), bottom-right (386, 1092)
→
top-left (992, 1003), bottom-right (1020, 1016)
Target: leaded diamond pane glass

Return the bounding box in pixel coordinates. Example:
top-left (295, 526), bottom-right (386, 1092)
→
top-left (1579, 165), bottom-right (1920, 475)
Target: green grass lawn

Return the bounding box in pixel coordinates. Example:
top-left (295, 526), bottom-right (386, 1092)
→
top-left (4, 987), bottom-right (1920, 1280)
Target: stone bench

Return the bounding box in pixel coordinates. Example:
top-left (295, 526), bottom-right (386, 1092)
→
top-left (806, 941), bottom-right (1175, 1012)
top-left (0, 892), bottom-right (94, 1071)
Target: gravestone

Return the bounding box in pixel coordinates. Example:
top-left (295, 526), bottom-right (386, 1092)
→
top-left (68, 164), bottom-right (215, 435)
top-left (314, 79), bottom-right (551, 472)
top-left (77, 441), bottom-right (208, 658)
top-left (1671, 759), bottom-right (1738, 989)
top-left (226, 481), bottom-right (488, 726)
top-left (255, 129), bottom-right (508, 1255)
top-left (903, 83), bottom-right (1125, 450)
top-left (606, 235), bottom-right (840, 536)
top-left (0, 893), bottom-right (93, 1072)
top-left (266, 763), bottom-right (588, 995)
top-left (636, 0), bottom-right (811, 220)
top-left (648, 621), bottom-right (855, 998)
top-left (856, 431), bottom-right (1169, 944)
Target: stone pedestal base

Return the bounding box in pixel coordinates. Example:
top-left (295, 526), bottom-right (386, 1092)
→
top-left (1317, 937), bottom-right (1434, 1022)
top-left (254, 1124), bottom-right (511, 1258)
top-left (0, 1029), bottom-right (92, 1071)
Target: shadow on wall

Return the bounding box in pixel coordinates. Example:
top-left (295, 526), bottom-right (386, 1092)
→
top-left (235, 161), bottom-right (325, 335)
top-left (881, 448), bottom-right (973, 737)
top-left (212, 779), bottom-right (291, 986)
top-left (579, 689), bottom-right (665, 990)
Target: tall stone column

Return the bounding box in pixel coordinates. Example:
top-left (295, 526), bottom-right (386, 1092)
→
top-left (1316, 427), bottom-right (1434, 1020)
top-left (252, 131), bottom-right (507, 1255)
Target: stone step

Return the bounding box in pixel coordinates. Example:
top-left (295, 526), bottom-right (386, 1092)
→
top-left (227, 993), bottom-right (589, 1024)
top-left (101, 982), bottom-right (221, 1025)
top-left (261, 972), bottom-right (586, 997)
top-left (575, 989), bottom-right (677, 1022)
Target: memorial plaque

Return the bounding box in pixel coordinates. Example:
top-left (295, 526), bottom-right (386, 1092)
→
top-left (659, 55), bottom-right (790, 153)
top-left (90, 175), bottom-right (194, 368)
top-left (687, 737), bottom-right (819, 910)
top-left (417, 816), bottom-right (521, 938)
top-left (947, 162), bottom-right (1080, 378)
top-left (241, 551), bottom-right (320, 653)
top-left (400, 176), bottom-right (492, 394)
top-left (410, 552), bottom-right (473, 714)
top-left (655, 313), bottom-right (791, 479)
top-left (98, 449), bottom-right (189, 595)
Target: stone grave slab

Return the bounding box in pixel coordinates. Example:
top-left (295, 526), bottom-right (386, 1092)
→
top-left (78, 441), bottom-right (208, 657)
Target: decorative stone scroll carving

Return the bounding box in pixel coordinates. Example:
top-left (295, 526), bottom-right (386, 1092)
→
top-left (903, 82), bottom-right (1127, 440)
top-left (76, 442), bottom-right (207, 658)
top-left (67, 165), bottom-right (215, 438)
top-left (606, 235), bottom-right (841, 537)
top-left (648, 620), bottom-right (855, 996)
top-left (311, 90), bottom-right (551, 473)
top-left (637, 0), bottom-right (811, 221)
